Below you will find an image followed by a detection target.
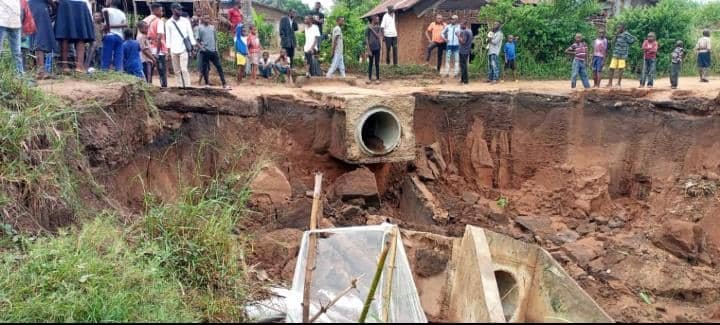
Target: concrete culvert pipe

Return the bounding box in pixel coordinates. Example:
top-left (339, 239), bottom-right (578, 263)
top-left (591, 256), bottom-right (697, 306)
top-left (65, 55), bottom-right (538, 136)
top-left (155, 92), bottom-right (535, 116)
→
top-left (357, 107), bottom-right (402, 156)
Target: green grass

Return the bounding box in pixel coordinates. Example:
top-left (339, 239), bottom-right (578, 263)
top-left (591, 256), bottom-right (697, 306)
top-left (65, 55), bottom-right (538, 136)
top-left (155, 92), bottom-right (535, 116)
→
top-left (0, 216), bottom-right (197, 322)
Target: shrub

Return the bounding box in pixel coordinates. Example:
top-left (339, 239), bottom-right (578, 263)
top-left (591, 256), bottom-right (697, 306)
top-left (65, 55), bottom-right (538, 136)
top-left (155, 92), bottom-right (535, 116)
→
top-left (252, 10), bottom-right (275, 48)
top-left (478, 0), bottom-right (600, 64)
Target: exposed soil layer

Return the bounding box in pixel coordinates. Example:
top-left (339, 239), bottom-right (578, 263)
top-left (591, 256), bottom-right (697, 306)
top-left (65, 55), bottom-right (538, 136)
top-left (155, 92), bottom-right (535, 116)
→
top-left (30, 81), bottom-right (720, 322)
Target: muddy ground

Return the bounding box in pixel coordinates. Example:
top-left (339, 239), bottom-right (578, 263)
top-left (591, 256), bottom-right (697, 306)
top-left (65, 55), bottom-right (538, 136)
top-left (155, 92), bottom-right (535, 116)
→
top-left (21, 75), bottom-right (720, 322)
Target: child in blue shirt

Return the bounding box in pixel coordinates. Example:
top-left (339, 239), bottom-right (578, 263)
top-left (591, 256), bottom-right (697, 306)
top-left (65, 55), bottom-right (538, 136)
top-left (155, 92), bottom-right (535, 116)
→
top-left (122, 28), bottom-right (145, 79)
top-left (502, 35), bottom-right (519, 82)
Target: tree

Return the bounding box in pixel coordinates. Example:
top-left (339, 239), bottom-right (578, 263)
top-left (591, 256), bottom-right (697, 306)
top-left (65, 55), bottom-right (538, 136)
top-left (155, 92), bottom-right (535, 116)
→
top-left (242, 0), bottom-right (252, 23)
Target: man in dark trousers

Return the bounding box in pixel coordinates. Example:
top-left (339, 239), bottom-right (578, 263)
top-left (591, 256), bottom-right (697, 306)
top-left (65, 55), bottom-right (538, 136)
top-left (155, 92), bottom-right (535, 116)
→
top-left (279, 9), bottom-right (298, 66)
top-left (381, 5), bottom-right (398, 65)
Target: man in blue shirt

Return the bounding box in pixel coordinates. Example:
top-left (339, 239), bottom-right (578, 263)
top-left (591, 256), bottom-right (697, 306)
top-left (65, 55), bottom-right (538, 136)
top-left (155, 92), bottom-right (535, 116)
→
top-left (442, 15), bottom-right (461, 78)
top-left (502, 35), bottom-right (519, 82)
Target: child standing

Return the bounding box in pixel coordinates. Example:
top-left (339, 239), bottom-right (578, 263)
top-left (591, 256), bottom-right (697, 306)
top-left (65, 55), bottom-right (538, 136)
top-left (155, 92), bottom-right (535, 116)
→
top-left (234, 23), bottom-right (248, 84)
top-left (365, 15), bottom-right (383, 84)
top-left (136, 21), bottom-right (155, 83)
top-left (247, 24), bottom-right (262, 85)
top-left (639, 32), bottom-right (658, 88)
top-left (670, 40), bottom-right (685, 89)
top-left (591, 30), bottom-right (608, 88)
top-left (502, 35), bottom-right (518, 82)
top-left (565, 33), bottom-right (591, 89)
top-left (606, 24), bottom-right (637, 88)
top-left (122, 28), bottom-right (145, 79)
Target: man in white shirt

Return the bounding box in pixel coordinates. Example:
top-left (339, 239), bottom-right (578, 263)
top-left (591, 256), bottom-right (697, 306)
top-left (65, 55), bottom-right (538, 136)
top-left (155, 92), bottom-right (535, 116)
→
top-left (303, 15), bottom-right (320, 77)
top-left (380, 5), bottom-right (397, 65)
top-left (166, 2), bottom-right (196, 87)
top-left (101, 0), bottom-right (128, 71)
top-left (0, 0), bottom-right (23, 75)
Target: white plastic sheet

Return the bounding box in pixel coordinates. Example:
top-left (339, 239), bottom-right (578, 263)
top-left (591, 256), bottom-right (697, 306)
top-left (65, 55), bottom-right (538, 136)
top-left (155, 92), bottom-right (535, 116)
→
top-left (286, 223), bottom-right (427, 323)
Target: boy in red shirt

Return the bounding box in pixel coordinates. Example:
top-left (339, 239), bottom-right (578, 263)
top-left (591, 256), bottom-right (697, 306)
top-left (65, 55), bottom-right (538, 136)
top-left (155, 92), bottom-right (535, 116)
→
top-left (227, 2), bottom-right (243, 32)
top-left (639, 32), bottom-right (658, 88)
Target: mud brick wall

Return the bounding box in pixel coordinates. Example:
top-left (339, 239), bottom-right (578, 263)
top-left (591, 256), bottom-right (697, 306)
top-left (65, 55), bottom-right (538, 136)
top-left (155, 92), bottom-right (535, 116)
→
top-left (385, 9), bottom-right (482, 65)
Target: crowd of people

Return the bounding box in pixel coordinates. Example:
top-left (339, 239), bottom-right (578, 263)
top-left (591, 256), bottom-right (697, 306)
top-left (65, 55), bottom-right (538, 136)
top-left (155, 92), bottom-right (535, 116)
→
top-left (0, 0), bottom-right (713, 90)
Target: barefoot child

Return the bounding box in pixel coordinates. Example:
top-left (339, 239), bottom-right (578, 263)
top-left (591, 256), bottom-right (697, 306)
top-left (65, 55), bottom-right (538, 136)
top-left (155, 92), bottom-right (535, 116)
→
top-left (591, 30), bottom-right (608, 88)
top-left (695, 29), bottom-right (712, 83)
top-left (273, 48), bottom-right (293, 84)
top-left (639, 32), bottom-right (658, 88)
top-left (565, 33), bottom-right (591, 89)
top-left (259, 51), bottom-right (273, 79)
top-left (670, 40), bottom-right (685, 89)
top-left (247, 24), bottom-right (262, 85)
top-left (606, 24), bottom-right (637, 88)
top-left (136, 21), bottom-right (156, 83)
top-left (234, 23), bottom-right (248, 84)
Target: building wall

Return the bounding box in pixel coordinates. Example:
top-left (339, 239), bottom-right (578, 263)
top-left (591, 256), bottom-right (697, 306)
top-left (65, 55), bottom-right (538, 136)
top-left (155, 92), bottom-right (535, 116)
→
top-left (389, 9), bottom-right (482, 65)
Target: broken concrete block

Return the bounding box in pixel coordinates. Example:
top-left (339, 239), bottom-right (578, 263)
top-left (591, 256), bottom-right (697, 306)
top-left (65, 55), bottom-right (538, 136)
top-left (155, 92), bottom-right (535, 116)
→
top-left (398, 176), bottom-right (449, 225)
top-left (320, 92), bottom-right (415, 164)
top-left (330, 167), bottom-right (380, 207)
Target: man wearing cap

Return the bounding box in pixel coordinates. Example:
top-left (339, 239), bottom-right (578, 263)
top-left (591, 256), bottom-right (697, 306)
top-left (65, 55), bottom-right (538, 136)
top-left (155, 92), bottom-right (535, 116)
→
top-left (442, 15), bottom-right (461, 78)
top-left (165, 2), bottom-right (196, 87)
top-left (381, 5), bottom-right (398, 65)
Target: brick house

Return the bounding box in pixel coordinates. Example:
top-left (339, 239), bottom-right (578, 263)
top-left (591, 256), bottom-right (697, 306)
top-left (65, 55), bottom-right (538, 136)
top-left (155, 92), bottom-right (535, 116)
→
top-left (362, 0), bottom-right (490, 65)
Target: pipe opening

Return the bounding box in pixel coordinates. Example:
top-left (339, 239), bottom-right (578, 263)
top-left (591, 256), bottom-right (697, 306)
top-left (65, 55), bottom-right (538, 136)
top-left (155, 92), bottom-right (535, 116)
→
top-left (357, 108), bottom-right (402, 156)
top-left (494, 270), bottom-right (519, 321)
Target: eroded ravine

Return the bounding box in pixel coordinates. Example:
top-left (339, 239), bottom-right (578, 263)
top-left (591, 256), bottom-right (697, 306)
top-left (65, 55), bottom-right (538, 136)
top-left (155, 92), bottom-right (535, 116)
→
top-left (30, 83), bottom-right (720, 322)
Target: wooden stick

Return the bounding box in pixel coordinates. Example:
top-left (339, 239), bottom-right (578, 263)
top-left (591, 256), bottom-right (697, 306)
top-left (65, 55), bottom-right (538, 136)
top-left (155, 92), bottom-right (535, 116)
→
top-left (358, 235), bottom-right (392, 323)
top-left (309, 275), bottom-right (364, 323)
top-left (380, 227), bottom-right (399, 322)
top-left (310, 172), bottom-right (323, 230)
top-left (302, 173), bottom-right (323, 323)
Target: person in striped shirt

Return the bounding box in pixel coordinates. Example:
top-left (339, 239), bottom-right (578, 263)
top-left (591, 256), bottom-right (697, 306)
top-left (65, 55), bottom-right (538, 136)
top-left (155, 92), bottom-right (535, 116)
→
top-left (565, 33), bottom-right (591, 89)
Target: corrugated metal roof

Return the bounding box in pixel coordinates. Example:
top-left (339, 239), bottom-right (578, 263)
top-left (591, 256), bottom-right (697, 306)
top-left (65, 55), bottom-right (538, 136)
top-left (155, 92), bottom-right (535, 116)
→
top-left (361, 0), bottom-right (426, 18)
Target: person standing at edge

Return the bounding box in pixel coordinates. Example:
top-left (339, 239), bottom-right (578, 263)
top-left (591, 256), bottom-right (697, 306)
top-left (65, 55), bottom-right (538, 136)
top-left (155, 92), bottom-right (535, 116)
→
top-left (670, 40), bottom-right (685, 89)
top-left (425, 14), bottom-right (446, 73)
top-left (311, 1), bottom-right (325, 39)
top-left (591, 30), bottom-right (608, 88)
top-left (606, 24), bottom-right (637, 88)
top-left (326, 16), bottom-right (346, 78)
top-left (639, 32), bottom-right (658, 88)
top-left (166, 2), bottom-right (196, 88)
top-left (487, 22), bottom-right (503, 84)
top-left (197, 15), bottom-right (229, 89)
top-left (442, 15), bottom-right (460, 79)
top-left (143, 3), bottom-right (168, 87)
top-left (381, 5), bottom-right (397, 65)
top-left (458, 20), bottom-right (473, 85)
top-left (55, 0), bottom-right (95, 73)
top-left (365, 14), bottom-right (383, 84)
top-left (279, 9), bottom-right (298, 67)
top-left (303, 15), bottom-right (320, 77)
top-left (101, 0), bottom-right (127, 72)
top-left (0, 0), bottom-right (23, 75)
top-left (565, 33), bottom-right (591, 90)
top-left (695, 29), bottom-right (712, 83)
top-left (28, 0), bottom-right (57, 79)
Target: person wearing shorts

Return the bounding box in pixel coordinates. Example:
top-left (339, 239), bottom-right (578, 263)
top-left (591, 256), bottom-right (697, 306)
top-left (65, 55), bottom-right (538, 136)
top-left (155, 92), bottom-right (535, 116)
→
top-left (273, 48), bottom-right (293, 84)
top-left (591, 30), bottom-right (608, 88)
top-left (234, 23), bottom-right (248, 84)
top-left (695, 29), bottom-right (712, 83)
top-left (606, 24), bottom-right (636, 88)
